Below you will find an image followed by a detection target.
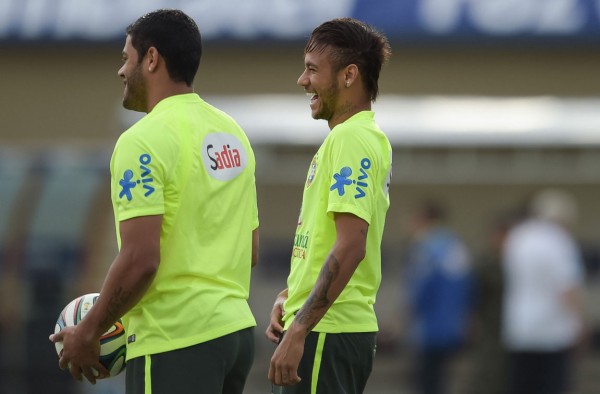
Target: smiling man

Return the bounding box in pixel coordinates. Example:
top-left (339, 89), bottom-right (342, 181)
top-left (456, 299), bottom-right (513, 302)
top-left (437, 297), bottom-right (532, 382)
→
top-left (50, 9), bottom-right (259, 394)
top-left (266, 18), bottom-right (392, 394)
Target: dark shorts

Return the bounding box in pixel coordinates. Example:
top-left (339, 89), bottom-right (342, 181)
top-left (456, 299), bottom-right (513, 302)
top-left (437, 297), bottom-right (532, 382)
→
top-left (273, 331), bottom-right (376, 394)
top-left (126, 327), bottom-right (254, 394)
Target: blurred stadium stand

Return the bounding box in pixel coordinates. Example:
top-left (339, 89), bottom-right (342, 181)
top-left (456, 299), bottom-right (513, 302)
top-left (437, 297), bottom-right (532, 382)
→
top-left (0, 148), bottom-right (109, 393)
top-left (0, 150), bottom-right (32, 264)
top-left (1, 1), bottom-right (600, 393)
top-left (0, 149), bottom-right (35, 394)
top-left (22, 149), bottom-right (108, 394)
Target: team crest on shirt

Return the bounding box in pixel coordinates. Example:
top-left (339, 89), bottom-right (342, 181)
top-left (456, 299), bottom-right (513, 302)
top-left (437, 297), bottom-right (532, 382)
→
top-left (201, 132), bottom-right (247, 181)
top-left (118, 153), bottom-right (155, 201)
top-left (306, 153), bottom-right (318, 188)
top-left (330, 157), bottom-right (371, 199)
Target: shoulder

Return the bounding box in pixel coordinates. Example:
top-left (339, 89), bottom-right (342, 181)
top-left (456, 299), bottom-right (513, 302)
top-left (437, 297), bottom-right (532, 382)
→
top-left (329, 113), bottom-right (389, 148)
top-left (113, 115), bottom-right (180, 170)
top-left (195, 97), bottom-right (245, 132)
top-left (117, 111), bottom-right (165, 142)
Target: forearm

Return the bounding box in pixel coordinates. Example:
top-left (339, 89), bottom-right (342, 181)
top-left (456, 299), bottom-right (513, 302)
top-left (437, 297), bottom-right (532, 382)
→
top-left (290, 245), bottom-right (362, 336)
top-left (268, 213), bottom-right (368, 386)
top-left (78, 251), bottom-right (158, 338)
top-left (287, 213), bottom-right (367, 337)
top-left (78, 215), bottom-right (162, 339)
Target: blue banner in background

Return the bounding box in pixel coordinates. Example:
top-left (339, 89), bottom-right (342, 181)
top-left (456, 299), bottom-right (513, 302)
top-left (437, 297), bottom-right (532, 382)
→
top-left (354, 0), bottom-right (600, 42)
top-left (0, 0), bottom-right (599, 44)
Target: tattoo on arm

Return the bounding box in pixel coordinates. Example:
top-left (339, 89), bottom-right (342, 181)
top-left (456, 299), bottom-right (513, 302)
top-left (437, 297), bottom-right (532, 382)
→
top-left (295, 254), bottom-right (340, 333)
top-left (102, 287), bottom-right (132, 328)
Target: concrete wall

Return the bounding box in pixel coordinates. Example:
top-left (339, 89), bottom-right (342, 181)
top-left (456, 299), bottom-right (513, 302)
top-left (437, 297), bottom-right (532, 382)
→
top-left (1, 43), bottom-right (599, 142)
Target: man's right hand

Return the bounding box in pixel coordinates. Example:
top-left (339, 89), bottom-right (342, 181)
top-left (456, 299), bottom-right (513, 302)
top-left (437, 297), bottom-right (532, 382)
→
top-left (265, 289), bottom-right (287, 344)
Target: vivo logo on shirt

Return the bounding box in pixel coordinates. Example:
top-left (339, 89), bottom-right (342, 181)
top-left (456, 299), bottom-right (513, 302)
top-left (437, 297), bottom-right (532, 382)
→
top-left (330, 157), bottom-right (372, 199)
top-left (202, 132), bottom-right (247, 181)
top-left (117, 153), bottom-right (155, 201)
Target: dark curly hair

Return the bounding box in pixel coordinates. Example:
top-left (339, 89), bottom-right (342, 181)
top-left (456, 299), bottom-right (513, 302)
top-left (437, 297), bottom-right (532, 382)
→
top-left (305, 18), bottom-right (391, 102)
top-left (126, 9), bottom-right (202, 86)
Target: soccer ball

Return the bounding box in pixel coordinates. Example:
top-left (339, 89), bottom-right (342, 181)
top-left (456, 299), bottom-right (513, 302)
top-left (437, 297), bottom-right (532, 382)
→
top-left (54, 293), bottom-right (127, 377)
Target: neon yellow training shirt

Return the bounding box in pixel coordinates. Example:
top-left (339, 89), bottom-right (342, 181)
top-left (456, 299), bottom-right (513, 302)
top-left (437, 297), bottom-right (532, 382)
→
top-left (283, 111), bottom-right (392, 333)
top-left (110, 93), bottom-right (258, 360)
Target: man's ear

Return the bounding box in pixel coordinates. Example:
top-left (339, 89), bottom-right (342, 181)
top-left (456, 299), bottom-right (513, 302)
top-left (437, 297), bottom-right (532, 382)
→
top-left (146, 47), bottom-right (159, 73)
top-left (342, 64), bottom-right (359, 88)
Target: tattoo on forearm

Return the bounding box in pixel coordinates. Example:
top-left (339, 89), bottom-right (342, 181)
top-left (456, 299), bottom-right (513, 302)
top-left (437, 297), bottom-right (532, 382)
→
top-left (295, 254), bottom-right (340, 333)
top-left (102, 287), bottom-right (131, 328)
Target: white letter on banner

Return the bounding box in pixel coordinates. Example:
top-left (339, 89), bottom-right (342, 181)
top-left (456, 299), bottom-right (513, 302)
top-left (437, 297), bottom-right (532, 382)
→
top-left (469, 0), bottom-right (538, 35)
top-left (53, 0), bottom-right (167, 40)
top-left (419, 0), bottom-right (468, 34)
top-left (470, 0), bottom-right (584, 35)
top-left (536, 0), bottom-right (584, 34)
top-left (0, 0), bottom-right (18, 36)
top-left (420, 0), bottom-right (585, 36)
top-left (20, 0), bottom-right (55, 38)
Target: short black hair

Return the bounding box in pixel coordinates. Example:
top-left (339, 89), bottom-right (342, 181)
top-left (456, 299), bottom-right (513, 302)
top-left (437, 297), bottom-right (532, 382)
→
top-left (305, 18), bottom-right (391, 102)
top-left (126, 9), bottom-right (202, 86)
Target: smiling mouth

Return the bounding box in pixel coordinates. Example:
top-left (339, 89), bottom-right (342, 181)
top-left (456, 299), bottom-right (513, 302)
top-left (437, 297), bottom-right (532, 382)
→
top-left (306, 92), bottom-right (318, 105)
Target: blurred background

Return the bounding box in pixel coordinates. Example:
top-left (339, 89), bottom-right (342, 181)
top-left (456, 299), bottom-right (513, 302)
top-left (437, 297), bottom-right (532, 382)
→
top-left (1, 0), bottom-right (600, 393)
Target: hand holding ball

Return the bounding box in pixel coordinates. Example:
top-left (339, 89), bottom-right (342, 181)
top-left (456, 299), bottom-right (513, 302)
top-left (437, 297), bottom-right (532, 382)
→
top-left (54, 293), bottom-right (127, 378)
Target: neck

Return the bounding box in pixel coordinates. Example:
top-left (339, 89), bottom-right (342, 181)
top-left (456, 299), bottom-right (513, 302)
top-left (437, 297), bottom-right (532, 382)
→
top-left (327, 100), bottom-right (371, 130)
top-left (146, 82), bottom-right (194, 112)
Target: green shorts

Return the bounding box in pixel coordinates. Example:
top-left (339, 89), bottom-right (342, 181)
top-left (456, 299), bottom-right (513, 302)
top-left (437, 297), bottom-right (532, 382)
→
top-left (126, 327), bottom-right (254, 394)
top-left (273, 331), bottom-right (376, 394)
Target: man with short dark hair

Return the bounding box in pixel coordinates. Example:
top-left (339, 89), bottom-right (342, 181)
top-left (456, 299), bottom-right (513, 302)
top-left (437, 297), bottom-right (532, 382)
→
top-left (265, 17), bottom-right (392, 393)
top-left (50, 9), bottom-right (259, 394)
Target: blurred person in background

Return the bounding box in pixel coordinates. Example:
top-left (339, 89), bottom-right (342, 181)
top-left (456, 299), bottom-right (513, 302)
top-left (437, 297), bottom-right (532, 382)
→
top-left (402, 200), bottom-right (475, 394)
top-left (466, 212), bottom-right (514, 394)
top-left (50, 9), bottom-right (259, 394)
top-left (502, 189), bottom-right (585, 394)
top-left (265, 17), bottom-right (393, 393)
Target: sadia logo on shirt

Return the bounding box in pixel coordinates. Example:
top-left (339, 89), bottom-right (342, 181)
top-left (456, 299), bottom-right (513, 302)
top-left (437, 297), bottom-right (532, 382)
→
top-left (202, 132), bottom-right (247, 181)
